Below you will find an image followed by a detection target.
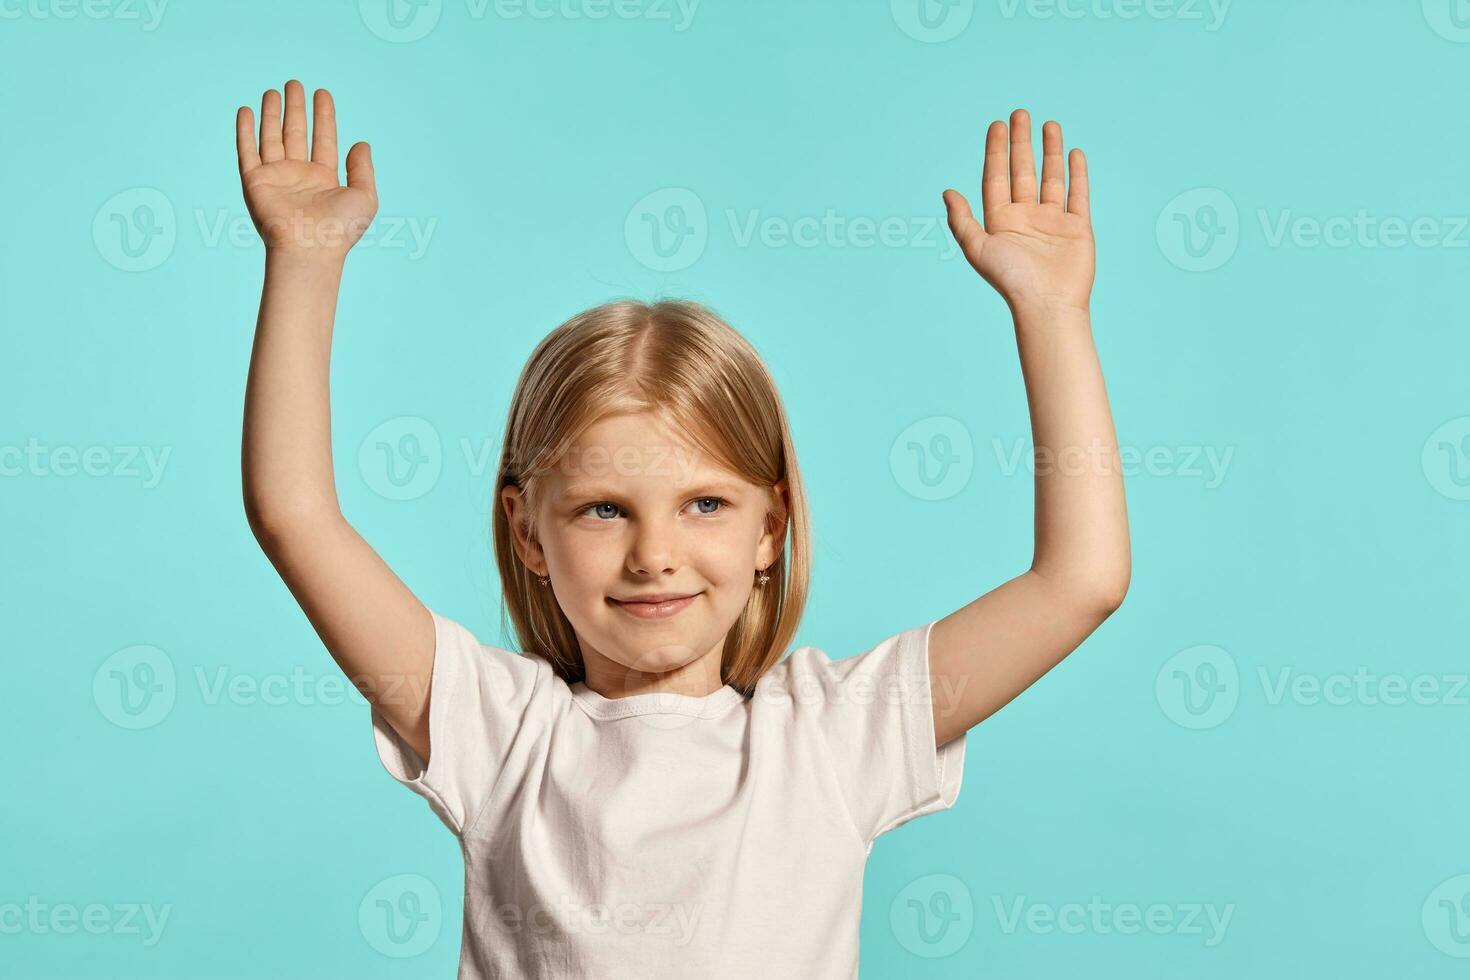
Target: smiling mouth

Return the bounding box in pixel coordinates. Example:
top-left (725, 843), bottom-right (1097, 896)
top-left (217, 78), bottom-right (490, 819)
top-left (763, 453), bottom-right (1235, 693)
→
top-left (607, 593), bottom-right (701, 620)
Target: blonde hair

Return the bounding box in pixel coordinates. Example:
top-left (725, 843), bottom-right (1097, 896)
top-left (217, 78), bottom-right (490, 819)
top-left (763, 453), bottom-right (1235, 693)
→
top-left (491, 298), bottom-right (811, 695)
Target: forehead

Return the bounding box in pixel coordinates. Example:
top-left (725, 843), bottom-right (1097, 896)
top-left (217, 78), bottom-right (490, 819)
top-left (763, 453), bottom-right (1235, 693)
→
top-left (549, 412), bottom-right (747, 497)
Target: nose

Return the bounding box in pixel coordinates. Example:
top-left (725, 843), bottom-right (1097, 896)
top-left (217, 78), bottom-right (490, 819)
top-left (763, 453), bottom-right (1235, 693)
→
top-left (626, 513), bottom-right (679, 576)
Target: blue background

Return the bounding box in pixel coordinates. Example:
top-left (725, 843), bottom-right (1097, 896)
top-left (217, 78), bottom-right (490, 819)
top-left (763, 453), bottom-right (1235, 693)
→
top-left (5, 0), bottom-right (1469, 975)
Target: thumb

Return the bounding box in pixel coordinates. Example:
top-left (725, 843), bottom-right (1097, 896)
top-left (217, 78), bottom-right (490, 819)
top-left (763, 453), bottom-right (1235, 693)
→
top-left (346, 141), bottom-right (377, 198)
top-left (942, 189), bottom-right (986, 255)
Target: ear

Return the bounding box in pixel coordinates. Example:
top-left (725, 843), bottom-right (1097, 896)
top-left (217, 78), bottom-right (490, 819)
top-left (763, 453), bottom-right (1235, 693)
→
top-left (756, 478), bottom-right (791, 569)
top-left (501, 484), bottom-right (548, 576)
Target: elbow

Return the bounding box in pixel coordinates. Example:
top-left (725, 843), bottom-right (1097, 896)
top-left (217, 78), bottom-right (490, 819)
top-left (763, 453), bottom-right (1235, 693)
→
top-left (242, 494), bottom-right (275, 543)
top-left (1034, 564), bottom-right (1131, 618)
top-left (243, 493), bottom-right (337, 545)
top-left (1090, 571), bottom-right (1130, 616)
top-left (242, 492), bottom-right (291, 544)
top-left (1089, 559), bottom-right (1131, 615)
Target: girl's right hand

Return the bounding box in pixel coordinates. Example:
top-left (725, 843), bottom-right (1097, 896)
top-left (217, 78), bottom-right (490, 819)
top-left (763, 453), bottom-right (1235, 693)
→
top-left (235, 80), bottom-right (378, 257)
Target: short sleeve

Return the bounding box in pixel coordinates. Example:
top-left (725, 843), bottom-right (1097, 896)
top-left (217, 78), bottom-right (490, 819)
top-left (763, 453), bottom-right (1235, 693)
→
top-left (370, 608), bottom-right (547, 837)
top-left (790, 620), bottom-right (966, 844)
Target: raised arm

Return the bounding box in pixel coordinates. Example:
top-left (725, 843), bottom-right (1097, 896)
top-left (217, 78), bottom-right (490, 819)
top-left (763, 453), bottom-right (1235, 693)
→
top-left (929, 109), bottom-right (1131, 748)
top-left (237, 80), bottom-right (436, 761)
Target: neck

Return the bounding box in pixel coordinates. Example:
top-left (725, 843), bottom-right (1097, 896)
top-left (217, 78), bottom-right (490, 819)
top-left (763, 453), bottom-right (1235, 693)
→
top-left (579, 644), bottom-right (726, 699)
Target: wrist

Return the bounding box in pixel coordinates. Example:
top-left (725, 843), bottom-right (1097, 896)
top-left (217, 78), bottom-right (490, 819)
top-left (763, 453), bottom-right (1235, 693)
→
top-left (264, 245), bottom-right (348, 275)
top-left (1009, 297), bottom-right (1092, 327)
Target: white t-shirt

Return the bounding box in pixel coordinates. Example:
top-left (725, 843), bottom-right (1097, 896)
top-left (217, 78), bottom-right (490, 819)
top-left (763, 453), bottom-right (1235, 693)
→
top-left (370, 607), bottom-right (966, 979)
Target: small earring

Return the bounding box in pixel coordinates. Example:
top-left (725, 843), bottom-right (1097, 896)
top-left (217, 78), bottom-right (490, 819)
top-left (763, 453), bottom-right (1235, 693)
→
top-left (537, 575), bottom-right (550, 587)
top-left (756, 567), bottom-right (770, 586)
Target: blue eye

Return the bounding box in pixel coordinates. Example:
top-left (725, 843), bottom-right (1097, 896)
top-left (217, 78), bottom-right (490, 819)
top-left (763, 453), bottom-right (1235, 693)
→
top-left (577, 497), bottom-right (730, 520)
top-left (690, 496), bottom-right (728, 515)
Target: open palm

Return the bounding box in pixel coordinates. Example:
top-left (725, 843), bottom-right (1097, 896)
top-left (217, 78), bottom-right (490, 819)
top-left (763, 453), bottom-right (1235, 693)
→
top-left (235, 80), bottom-right (378, 255)
top-left (943, 109), bottom-right (1094, 316)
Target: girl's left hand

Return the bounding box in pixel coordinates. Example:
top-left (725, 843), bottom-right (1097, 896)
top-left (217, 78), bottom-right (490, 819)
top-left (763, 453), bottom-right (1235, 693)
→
top-left (943, 109), bottom-right (1094, 317)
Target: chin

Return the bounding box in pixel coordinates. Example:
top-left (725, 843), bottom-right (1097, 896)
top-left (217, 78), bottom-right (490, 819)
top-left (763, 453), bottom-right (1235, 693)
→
top-left (606, 636), bottom-right (702, 676)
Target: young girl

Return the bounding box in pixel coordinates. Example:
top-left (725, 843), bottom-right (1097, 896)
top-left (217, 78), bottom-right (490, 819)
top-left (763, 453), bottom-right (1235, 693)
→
top-left (236, 80), bottom-right (1129, 978)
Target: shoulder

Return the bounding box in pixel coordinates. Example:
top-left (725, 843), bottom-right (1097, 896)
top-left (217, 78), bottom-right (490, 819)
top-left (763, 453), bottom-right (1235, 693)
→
top-left (756, 626), bottom-right (927, 686)
top-left (752, 627), bottom-right (925, 712)
top-left (427, 608), bottom-right (560, 703)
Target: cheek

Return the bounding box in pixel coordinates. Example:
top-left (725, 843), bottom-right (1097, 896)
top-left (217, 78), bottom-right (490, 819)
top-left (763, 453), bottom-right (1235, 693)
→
top-left (544, 532), bottom-right (620, 586)
top-left (690, 523), bottom-right (763, 584)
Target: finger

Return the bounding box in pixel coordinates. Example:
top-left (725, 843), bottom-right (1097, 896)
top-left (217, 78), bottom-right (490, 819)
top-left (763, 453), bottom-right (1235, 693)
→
top-left (980, 120), bottom-right (1009, 223)
top-left (283, 79), bottom-right (308, 161)
top-left (345, 141), bottom-right (377, 197)
top-left (236, 106), bottom-right (261, 176)
top-left (1009, 108), bottom-right (1037, 203)
top-left (1066, 148), bottom-right (1090, 220)
top-left (311, 88), bottom-right (339, 177)
top-left (1039, 120), bottom-right (1066, 207)
top-left (259, 88), bottom-right (284, 163)
top-left (942, 188), bottom-right (987, 255)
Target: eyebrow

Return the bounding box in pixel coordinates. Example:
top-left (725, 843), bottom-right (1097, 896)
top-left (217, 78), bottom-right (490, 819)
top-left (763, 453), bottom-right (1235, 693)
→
top-left (558, 480), bottom-right (746, 501)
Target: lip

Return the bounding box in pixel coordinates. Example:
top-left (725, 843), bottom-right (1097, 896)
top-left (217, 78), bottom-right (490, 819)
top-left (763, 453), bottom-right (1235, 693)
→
top-left (607, 593), bottom-right (701, 620)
